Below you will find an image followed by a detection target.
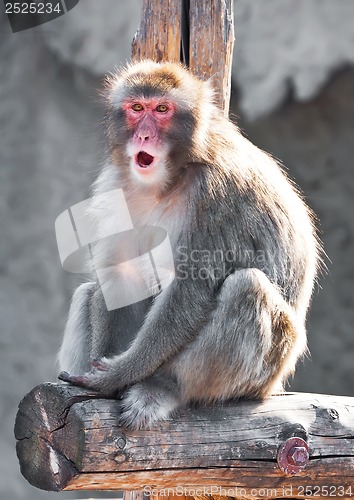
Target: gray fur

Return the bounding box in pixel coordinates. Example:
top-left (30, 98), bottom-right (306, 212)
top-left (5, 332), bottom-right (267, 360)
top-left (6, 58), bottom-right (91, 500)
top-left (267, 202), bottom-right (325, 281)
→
top-left (58, 61), bottom-right (320, 429)
top-left (58, 282), bottom-right (94, 374)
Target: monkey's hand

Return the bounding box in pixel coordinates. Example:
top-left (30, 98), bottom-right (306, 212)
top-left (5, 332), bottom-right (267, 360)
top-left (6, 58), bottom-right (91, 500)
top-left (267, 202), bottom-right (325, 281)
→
top-left (58, 357), bottom-right (127, 397)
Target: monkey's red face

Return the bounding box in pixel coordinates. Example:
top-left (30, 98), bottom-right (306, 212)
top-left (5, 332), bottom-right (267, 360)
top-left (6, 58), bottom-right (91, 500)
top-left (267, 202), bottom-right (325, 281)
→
top-left (123, 98), bottom-right (176, 185)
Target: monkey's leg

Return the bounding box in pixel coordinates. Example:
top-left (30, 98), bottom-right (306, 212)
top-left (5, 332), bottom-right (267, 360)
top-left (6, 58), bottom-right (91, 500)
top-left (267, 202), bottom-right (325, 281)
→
top-left (172, 268), bottom-right (307, 404)
top-left (89, 287), bottom-right (153, 360)
top-left (59, 278), bottom-right (215, 395)
top-left (116, 268), bottom-right (305, 429)
top-left (119, 371), bottom-right (180, 429)
top-left (58, 282), bottom-right (95, 374)
top-left (59, 284), bottom-right (153, 380)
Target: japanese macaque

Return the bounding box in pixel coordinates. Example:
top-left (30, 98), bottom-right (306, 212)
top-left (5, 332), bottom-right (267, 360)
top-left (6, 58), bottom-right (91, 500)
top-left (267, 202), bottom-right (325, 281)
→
top-left (58, 60), bottom-right (320, 429)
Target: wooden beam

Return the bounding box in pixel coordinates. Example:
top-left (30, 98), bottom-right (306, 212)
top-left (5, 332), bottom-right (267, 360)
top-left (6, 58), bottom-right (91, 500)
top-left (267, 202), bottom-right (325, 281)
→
top-left (132, 0), bottom-right (234, 116)
top-left (15, 384), bottom-right (354, 497)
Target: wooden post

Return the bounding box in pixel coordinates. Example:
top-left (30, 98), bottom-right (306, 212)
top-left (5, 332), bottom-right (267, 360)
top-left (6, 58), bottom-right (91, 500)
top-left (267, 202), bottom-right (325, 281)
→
top-left (188, 0), bottom-right (234, 115)
top-left (131, 0), bottom-right (182, 64)
top-left (132, 0), bottom-right (234, 116)
top-left (15, 384), bottom-right (354, 497)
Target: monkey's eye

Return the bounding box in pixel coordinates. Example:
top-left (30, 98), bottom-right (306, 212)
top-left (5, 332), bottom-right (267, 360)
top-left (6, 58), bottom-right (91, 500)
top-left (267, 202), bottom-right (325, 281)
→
top-left (155, 104), bottom-right (169, 113)
top-left (131, 103), bottom-right (144, 112)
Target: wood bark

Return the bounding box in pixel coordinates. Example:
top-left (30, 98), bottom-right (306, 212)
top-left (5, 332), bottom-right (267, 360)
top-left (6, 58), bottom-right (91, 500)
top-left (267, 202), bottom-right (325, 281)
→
top-left (189, 0), bottom-right (234, 115)
top-left (132, 0), bottom-right (182, 64)
top-left (15, 383), bottom-right (354, 497)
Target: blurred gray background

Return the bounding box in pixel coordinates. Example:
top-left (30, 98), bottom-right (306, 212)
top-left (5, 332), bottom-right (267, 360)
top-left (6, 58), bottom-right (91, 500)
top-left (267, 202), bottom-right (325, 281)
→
top-left (1, 1), bottom-right (354, 498)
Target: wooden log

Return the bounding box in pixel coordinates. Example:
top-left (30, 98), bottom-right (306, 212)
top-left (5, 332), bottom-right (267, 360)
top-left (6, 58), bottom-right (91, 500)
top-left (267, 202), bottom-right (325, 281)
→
top-left (132, 0), bottom-right (234, 116)
top-left (15, 383), bottom-right (354, 498)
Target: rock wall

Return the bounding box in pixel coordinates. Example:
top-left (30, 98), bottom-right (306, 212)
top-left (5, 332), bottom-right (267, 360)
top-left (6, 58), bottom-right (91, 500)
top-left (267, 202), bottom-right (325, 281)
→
top-left (1, 1), bottom-right (353, 498)
top-left (235, 0), bottom-right (354, 119)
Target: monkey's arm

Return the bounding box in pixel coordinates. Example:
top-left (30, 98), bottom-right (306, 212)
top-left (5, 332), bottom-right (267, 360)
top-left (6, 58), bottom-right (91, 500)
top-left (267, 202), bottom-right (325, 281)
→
top-left (59, 278), bottom-right (216, 396)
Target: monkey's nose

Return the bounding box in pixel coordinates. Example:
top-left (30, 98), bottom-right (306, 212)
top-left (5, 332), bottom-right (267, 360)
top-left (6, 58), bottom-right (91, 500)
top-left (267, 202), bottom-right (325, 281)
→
top-left (138, 131), bottom-right (150, 141)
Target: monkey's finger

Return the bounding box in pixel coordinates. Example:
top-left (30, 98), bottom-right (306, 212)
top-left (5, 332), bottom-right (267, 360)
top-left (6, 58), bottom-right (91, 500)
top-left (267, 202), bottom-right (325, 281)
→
top-left (58, 371), bottom-right (89, 386)
top-left (58, 371), bottom-right (71, 382)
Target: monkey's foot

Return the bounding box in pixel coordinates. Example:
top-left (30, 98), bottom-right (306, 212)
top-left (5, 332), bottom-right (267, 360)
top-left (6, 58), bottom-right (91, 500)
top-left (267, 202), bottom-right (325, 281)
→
top-left (57, 358), bottom-right (120, 397)
top-left (119, 382), bottom-right (180, 430)
top-left (58, 371), bottom-right (89, 386)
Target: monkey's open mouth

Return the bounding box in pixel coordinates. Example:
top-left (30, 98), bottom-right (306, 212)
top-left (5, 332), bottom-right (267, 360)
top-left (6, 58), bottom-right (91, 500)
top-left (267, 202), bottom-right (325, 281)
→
top-left (137, 151), bottom-right (154, 168)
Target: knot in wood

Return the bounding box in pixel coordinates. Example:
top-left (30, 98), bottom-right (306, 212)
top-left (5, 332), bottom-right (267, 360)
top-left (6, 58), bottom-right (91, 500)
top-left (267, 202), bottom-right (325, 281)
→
top-left (328, 408), bottom-right (339, 420)
top-left (115, 436), bottom-right (126, 449)
top-left (114, 452), bottom-right (127, 464)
